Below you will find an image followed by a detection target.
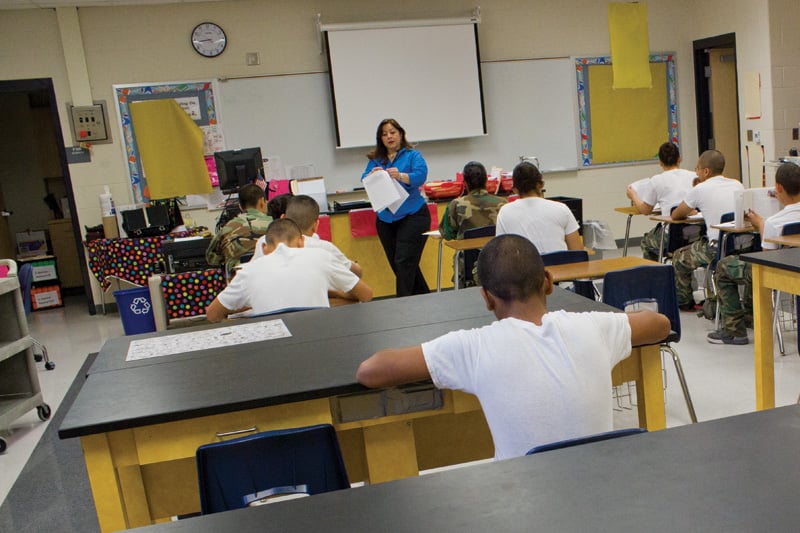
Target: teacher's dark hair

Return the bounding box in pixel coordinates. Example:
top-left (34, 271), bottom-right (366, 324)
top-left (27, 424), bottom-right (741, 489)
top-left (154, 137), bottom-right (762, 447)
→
top-left (463, 161), bottom-right (488, 192)
top-left (366, 118), bottom-right (412, 163)
top-left (478, 235), bottom-right (544, 302)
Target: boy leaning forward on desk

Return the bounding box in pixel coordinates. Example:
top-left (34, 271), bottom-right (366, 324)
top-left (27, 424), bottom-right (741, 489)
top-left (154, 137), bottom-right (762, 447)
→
top-left (357, 234), bottom-right (669, 460)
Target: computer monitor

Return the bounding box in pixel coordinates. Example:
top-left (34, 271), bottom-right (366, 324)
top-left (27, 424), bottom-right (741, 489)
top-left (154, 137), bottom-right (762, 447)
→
top-left (214, 147), bottom-right (264, 194)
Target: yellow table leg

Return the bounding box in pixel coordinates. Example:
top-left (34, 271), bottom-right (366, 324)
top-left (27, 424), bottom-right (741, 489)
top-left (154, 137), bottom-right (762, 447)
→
top-left (635, 345), bottom-right (667, 431)
top-left (362, 420), bottom-right (419, 483)
top-left (81, 434), bottom-right (128, 533)
top-left (752, 265), bottom-right (775, 410)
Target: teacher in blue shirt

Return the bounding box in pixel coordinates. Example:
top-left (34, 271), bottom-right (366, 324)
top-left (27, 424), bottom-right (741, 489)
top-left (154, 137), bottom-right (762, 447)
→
top-left (362, 118), bottom-right (430, 296)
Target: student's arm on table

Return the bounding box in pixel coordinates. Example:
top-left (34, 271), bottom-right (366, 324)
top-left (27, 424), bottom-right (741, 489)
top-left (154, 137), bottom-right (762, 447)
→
top-left (565, 231), bottom-right (583, 251)
top-left (627, 310), bottom-right (671, 346)
top-left (349, 261), bottom-right (363, 278)
top-left (626, 185), bottom-right (654, 214)
top-left (357, 345), bottom-right (430, 388)
top-left (669, 201), bottom-right (693, 221)
top-left (347, 279), bottom-right (373, 303)
top-left (206, 298), bottom-right (250, 323)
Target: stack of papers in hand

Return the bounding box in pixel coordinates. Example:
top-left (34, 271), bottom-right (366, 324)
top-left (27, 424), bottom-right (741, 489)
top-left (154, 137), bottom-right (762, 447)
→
top-left (734, 188), bottom-right (782, 228)
top-left (362, 170), bottom-right (409, 213)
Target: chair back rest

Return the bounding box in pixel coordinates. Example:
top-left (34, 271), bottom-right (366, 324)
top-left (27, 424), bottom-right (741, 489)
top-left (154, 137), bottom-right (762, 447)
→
top-left (601, 264), bottom-right (679, 341)
top-left (717, 212), bottom-right (759, 261)
top-left (196, 424), bottom-right (349, 515)
top-left (541, 250), bottom-right (589, 266)
top-left (462, 225), bottom-right (496, 239)
top-left (667, 206), bottom-right (706, 253)
top-left (526, 428), bottom-right (646, 455)
top-left (781, 221), bottom-right (800, 236)
top-left (461, 225), bottom-right (496, 285)
top-left (17, 263), bottom-right (33, 316)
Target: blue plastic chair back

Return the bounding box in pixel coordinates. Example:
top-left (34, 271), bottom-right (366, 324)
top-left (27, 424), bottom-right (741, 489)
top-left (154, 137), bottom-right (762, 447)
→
top-left (541, 250), bottom-right (593, 299)
top-left (667, 206), bottom-right (706, 254)
top-left (526, 428), bottom-right (646, 455)
top-left (601, 264), bottom-right (679, 342)
top-left (715, 212), bottom-right (760, 264)
top-left (17, 263), bottom-right (33, 316)
top-left (782, 222), bottom-right (800, 236)
top-left (540, 250), bottom-right (589, 266)
top-left (462, 225), bottom-right (496, 286)
top-left (196, 424), bottom-right (349, 515)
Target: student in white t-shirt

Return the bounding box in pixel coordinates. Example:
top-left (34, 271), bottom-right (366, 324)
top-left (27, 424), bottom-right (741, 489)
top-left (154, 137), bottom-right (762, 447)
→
top-left (495, 161), bottom-right (582, 254)
top-left (709, 162), bottom-right (800, 345)
top-left (671, 150), bottom-right (745, 309)
top-left (626, 142), bottom-right (697, 260)
top-left (206, 219), bottom-right (372, 322)
top-left (356, 234), bottom-right (670, 460)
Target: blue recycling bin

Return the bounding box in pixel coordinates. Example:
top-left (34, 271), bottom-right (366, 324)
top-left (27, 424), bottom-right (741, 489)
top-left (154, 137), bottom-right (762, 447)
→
top-left (114, 287), bottom-right (156, 335)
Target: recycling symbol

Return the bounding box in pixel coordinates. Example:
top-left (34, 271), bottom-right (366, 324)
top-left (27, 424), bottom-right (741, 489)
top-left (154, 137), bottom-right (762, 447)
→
top-left (130, 296), bottom-right (151, 315)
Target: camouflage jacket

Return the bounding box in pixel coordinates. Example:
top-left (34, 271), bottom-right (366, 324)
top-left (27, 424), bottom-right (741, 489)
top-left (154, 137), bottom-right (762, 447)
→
top-left (439, 189), bottom-right (508, 240)
top-left (206, 208), bottom-right (272, 272)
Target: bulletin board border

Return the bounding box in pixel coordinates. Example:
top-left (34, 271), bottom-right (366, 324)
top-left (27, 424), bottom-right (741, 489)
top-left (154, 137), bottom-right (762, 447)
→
top-left (575, 53), bottom-right (678, 167)
top-left (113, 80), bottom-right (220, 203)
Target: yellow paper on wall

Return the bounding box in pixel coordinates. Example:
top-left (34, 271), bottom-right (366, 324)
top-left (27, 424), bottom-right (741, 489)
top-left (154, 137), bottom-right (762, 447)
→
top-left (129, 99), bottom-right (212, 199)
top-left (608, 2), bottom-right (651, 89)
top-left (589, 63), bottom-right (667, 164)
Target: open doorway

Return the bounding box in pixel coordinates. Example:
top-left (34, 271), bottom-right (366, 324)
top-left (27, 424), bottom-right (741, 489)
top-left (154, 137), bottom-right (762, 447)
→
top-left (693, 33), bottom-right (742, 182)
top-left (0, 78), bottom-right (94, 314)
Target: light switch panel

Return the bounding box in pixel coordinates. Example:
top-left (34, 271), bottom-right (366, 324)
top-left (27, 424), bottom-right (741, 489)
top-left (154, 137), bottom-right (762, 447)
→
top-left (68, 103), bottom-right (110, 144)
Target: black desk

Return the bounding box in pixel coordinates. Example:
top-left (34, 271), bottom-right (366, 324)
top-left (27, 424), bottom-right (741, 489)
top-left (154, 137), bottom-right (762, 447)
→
top-left (131, 405), bottom-right (800, 532)
top-left (741, 248), bottom-right (800, 409)
top-left (58, 288), bottom-right (664, 532)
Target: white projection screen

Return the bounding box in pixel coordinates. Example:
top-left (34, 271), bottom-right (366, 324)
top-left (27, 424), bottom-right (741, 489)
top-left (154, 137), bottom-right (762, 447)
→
top-left (325, 22), bottom-right (486, 148)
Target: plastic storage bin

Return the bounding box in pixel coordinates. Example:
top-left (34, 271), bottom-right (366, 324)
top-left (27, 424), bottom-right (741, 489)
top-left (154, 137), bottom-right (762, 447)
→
top-left (114, 287), bottom-right (156, 335)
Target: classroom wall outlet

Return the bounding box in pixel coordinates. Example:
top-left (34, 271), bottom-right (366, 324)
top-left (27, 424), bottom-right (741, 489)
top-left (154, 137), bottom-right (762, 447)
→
top-left (246, 52), bottom-right (260, 66)
top-left (792, 127), bottom-right (799, 141)
top-left (753, 130), bottom-right (761, 144)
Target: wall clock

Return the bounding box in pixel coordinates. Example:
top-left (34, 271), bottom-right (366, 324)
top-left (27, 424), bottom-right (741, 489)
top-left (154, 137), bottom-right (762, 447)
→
top-left (191, 22), bottom-right (227, 58)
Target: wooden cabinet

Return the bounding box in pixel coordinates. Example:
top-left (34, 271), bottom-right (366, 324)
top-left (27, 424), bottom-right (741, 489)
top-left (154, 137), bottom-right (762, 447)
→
top-left (48, 218), bottom-right (82, 288)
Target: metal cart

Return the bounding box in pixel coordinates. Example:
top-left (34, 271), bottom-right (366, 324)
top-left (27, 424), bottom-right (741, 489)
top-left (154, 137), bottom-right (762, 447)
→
top-left (0, 259), bottom-right (51, 453)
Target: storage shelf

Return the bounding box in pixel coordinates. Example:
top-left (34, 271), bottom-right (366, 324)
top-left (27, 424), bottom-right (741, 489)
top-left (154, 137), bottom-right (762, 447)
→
top-left (0, 337), bottom-right (34, 365)
top-left (0, 392), bottom-right (43, 429)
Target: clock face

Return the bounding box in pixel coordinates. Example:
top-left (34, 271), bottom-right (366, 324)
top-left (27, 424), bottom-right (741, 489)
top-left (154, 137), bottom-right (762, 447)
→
top-left (191, 22), bottom-right (227, 58)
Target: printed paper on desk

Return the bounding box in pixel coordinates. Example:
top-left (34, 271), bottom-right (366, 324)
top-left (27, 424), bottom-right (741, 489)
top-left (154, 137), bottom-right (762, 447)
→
top-left (734, 188), bottom-right (782, 228)
top-left (363, 170), bottom-right (408, 213)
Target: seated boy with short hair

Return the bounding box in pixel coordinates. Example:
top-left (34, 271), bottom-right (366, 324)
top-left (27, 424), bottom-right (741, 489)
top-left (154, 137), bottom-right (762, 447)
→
top-left (357, 234), bottom-right (669, 459)
top-left (206, 219), bottom-right (372, 322)
top-left (255, 194), bottom-right (362, 277)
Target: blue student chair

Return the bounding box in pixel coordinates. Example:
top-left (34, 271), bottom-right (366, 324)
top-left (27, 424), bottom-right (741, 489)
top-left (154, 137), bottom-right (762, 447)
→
top-left (662, 206), bottom-right (706, 263)
top-left (526, 428), bottom-right (646, 455)
top-left (541, 250), bottom-right (595, 300)
top-left (601, 264), bottom-right (698, 423)
top-left (772, 222), bottom-right (800, 355)
top-left (196, 424), bottom-right (350, 515)
top-left (460, 225), bottom-right (496, 288)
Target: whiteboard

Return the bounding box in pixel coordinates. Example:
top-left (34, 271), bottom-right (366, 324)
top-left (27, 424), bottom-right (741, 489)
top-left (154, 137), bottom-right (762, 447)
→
top-left (216, 57), bottom-right (579, 194)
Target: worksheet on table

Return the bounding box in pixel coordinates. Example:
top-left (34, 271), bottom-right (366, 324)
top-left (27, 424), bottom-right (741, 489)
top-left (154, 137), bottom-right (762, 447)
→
top-left (126, 319), bottom-right (292, 361)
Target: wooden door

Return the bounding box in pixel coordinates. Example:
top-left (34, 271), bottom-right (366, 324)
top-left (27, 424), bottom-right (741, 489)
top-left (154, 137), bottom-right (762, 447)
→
top-left (708, 48), bottom-right (741, 182)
